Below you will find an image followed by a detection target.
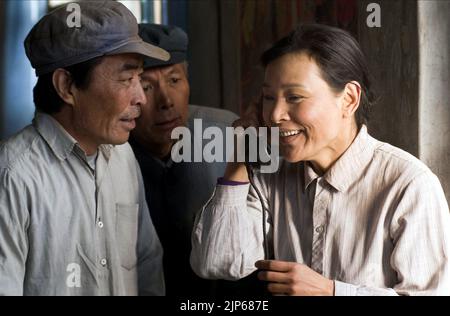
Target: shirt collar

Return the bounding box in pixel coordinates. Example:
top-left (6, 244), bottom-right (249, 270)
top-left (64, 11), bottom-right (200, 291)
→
top-left (304, 161), bottom-right (321, 191)
top-left (302, 125), bottom-right (377, 193)
top-left (34, 112), bottom-right (77, 161)
top-left (323, 125), bottom-right (377, 192)
top-left (33, 112), bottom-right (113, 161)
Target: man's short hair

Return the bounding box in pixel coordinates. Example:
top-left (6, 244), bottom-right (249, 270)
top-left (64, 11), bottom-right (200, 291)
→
top-left (33, 57), bottom-right (103, 114)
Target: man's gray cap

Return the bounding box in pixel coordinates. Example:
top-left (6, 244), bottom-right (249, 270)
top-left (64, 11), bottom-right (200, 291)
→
top-left (24, 1), bottom-right (170, 76)
top-left (138, 23), bottom-right (188, 69)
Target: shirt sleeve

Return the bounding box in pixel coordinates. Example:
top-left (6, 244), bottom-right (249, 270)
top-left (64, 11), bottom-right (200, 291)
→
top-left (388, 171), bottom-right (450, 295)
top-left (135, 162), bottom-right (165, 296)
top-left (190, 179), bottom-right (269, 280)
top-left (336, 171), bottom-right (450, 296)
top-left (0, 169), bottom-right (29, 295)
top-left (334, 281), bottom-right (398, 296)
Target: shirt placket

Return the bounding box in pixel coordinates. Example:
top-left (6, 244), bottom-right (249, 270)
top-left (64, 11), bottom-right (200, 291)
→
top-left (311, 178), bottom-right (329, 274)
top-left (93, 152), bottom-right (110, 294)
top-left (73, 147), bottom-right (110, 293)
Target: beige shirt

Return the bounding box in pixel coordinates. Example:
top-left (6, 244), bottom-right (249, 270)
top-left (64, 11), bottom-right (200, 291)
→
top-left (191, 126), bottom-right (450, 296)
top-left (0, 113), bottom-right (164, 295)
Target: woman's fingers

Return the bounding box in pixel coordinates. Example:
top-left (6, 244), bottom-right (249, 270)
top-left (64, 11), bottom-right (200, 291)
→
top-left (255, 259), bottom-right (296, 272)
top-left (257, 270), bottom-right (291, 283)
top-left (266, 282), bottom-right (291, 295)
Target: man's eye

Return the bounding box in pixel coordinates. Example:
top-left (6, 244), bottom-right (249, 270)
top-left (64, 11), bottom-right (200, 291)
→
top-left (120, 77), bottom-right (133, 83)
top-left (263, 95), bottom-right (275, 102)
top-left (142, 85), bottom-right (153, 92)
top-left (140, 81), bottom-right (152, 92)
top-left (170, 78), bottom-right (180, 84)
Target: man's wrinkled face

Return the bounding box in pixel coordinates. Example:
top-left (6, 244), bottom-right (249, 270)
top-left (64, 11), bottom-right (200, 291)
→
top-left (71, 54), bottom-right (146, 147)
top-left (132, 63), bottom-right (190, 157)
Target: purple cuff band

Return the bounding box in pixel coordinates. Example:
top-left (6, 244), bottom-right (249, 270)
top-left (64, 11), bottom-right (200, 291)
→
top-left (217, 177), bottom-right (249, 186)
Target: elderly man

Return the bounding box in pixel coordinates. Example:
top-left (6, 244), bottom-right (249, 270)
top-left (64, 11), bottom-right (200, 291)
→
top-left (0, 1), bottom-right (169, 295)
top-left (129, 24), bottom-right (246, 296)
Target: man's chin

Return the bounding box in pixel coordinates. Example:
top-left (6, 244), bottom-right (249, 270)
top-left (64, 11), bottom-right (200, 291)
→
top-left (107, 133), bottom-right (131, 146)
top-left (160, 130), bottom-right (178, 143)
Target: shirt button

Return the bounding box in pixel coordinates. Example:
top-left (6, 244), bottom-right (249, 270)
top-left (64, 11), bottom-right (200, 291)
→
top-left (98, 221), bottom-right (104, 228)
top-left (100, 258), bottom-right (107, 266)
top-left (315, 225), bottom-right (324, 234)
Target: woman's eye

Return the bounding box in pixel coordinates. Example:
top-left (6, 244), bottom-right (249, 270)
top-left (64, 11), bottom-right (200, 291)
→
top-left (287, 95), bottom-right (303, 103)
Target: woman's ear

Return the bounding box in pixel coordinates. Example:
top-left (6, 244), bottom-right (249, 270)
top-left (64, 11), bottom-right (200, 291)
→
top-left (341, 81), bottom-right (361, 118)
top-left (52, 68), bottom-right (75, 106)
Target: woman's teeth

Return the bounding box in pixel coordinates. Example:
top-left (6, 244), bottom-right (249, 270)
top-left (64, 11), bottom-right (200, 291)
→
top-left (280, 130), bottom-right (302, 137)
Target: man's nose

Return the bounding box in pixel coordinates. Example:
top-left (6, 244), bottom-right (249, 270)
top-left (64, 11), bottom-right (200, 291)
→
top-left (133, 78), bottom-right (147, 107)
top-left (156, 84), bottom-right (174, 110)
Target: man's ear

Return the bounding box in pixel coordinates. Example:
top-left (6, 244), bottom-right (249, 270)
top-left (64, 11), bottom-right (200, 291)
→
top-left (341, 81), bottom-right (361, 118)
top-left (52, 68), bottom-right (75, 106)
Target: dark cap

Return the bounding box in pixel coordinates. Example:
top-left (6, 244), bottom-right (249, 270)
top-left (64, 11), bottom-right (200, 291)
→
top-left (24, 1), bottom-right (170, 76)
top-left (138, 23), bottom-right (188, 69)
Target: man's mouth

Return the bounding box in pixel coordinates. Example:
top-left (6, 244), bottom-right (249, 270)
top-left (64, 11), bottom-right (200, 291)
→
top-left (120, 106), bottom-right (141, 121)
top-left (119, 118), bottom-right (136, 130)
top-left (155, 117), bottom-right (181, 131)
top-left (119, 106), bottom-right (141, 131)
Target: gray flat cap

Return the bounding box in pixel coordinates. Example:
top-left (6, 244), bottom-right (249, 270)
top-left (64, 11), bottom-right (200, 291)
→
top-left (25, 1), bottom-right (170, 76)
top-left (138, 23), bottom-right (188, 69)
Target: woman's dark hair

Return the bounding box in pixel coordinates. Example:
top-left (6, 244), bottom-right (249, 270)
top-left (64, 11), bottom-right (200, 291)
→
top-left (33, 56), bottom-right (104, 114)
top-left (261, 23), bottom-right (375, 127)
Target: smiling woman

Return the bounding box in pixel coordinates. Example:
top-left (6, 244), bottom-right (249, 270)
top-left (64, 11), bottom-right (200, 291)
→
top-left (191, 23), bottom-right (450, 296)
top-left (259, 25), bottom-right (373, 174)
